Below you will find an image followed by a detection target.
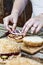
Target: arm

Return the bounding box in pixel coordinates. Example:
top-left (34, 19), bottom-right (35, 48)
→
top-left (11, 0), bottom-right (28, 16)
top-left (3, 0), bottom-right (28, 33)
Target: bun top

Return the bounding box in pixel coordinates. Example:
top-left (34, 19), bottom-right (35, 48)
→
top-left (23, 36), bottom-right (43, 43)
top-left (0, 38), bottom-right (20, 54)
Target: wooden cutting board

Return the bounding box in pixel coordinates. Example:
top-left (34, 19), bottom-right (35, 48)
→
top-left (21, 45), bottom-right (43, 54)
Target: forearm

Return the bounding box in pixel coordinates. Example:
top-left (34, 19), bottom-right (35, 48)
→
top-left (11, 0), bottom-right (28, 16)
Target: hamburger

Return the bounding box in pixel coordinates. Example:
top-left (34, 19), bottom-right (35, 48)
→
top-left (23, 36), bottom-right (43, 47)
top-left (5, 57), bottom-right (42, 65)
top-left (0, 38), bottom-right (20, 59)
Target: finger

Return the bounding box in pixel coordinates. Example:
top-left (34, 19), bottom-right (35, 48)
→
top-left (33, 22), bottom-right (39, 28)
top-left (22, 18), bottom-right (34, 33)
top-left (22, 19), bottom-right (34, 34)
top-left (6, 26), bottom-right (12, 33)
top-left (22, 21), bottom-right (29, 33)
top-left (22, 18), bottom-right (32, 33)
top-left (36, 24), bottom-right (42, 33)
top-left (12, 23), bottom-right (17, 32)
top-left (31, 22), bottom-right (39, 33)
top-left (4, 23), bottom-right (12, 33)
top-left (12, 18), bottom-right (18, 31)
top-left (22, 22), bottom-right (34, 36)
top-left (3, 17), bottom-right (12, 33)
top-left (31, 27), bottom-right (36, 34)
top-left (22, 27), bottom-right (29, 36)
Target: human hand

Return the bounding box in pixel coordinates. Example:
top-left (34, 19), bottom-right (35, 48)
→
top-left (22, 14), bottom-right (43, 36)
top-left (3, 13), bottom-right (18, 33)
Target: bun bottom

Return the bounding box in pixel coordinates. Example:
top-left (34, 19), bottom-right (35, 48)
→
top-left (23, 41), bottom-right (43, 47)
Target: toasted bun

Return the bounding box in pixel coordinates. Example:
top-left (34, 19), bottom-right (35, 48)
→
top-left (6, 57), bottom-right (42, 65)
top-left (0, 38), bottom-right (20, 54)
top-left (8, 34), bottom-right (23, 42)
top-left (23, 36), bottom-right (43, 47)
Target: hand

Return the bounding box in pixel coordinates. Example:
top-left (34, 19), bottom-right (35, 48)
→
top-left (22, 14), bottom-right (43, 36)
top-left (3, 13), bottom-right (18, 33)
